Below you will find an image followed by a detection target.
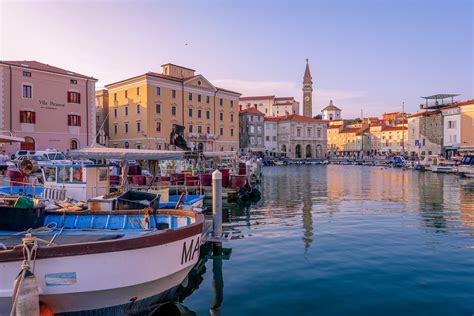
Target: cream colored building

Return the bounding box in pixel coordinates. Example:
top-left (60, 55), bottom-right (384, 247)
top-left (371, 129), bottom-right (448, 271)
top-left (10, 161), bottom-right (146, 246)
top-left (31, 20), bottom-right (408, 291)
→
top-left (104, 64), bottom-right (240, 152)
top-left (239, 96), bottom-right (299, 117)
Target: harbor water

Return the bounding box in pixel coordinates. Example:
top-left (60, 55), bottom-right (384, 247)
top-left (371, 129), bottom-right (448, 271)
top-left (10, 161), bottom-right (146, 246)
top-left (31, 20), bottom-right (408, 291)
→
top-left (182, 165), bottom-right (474, 315)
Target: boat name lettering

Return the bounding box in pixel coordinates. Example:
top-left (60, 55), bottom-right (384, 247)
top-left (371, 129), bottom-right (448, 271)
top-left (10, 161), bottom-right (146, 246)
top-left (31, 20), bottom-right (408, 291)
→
top-left (181, 236), bottom-right (200, 265)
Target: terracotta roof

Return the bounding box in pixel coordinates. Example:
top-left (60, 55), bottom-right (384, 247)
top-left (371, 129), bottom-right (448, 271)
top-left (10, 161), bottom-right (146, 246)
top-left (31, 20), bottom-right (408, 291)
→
top-left (239, 95), bottom-right (275, 101)
top-left (262, 114), bottom-right (327, 123)
top-left (239, 107), bottom-right (265, 116)
top-left (328, 125), bottom-right (343, 129)
top-left (407, 110), bottom-right (440, 118)
top-left (0, 60), bottom-right (96, 80)
top-left (274, 97), bottom-right (294, 101)
top-left (384, 111), bottom-right (401, 115)
top-left (264, 117), bottom-right (280, 122)
top-left (340, 128), bottom-right (361, 134)
top-left (441, 99), bottom-right (474, 110)
top-left (383, 126), bottom-right (408, 132)
top-left (105, 71), bottom-right (240, 95)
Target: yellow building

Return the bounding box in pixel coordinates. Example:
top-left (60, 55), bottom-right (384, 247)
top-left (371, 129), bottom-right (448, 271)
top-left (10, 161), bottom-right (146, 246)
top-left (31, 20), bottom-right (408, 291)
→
top-left (380, 126), bottom-right (408, 154)
top-left (104, 63), bottom-right (241, 151)
top-left (327, 120), bottom-right (344, 154)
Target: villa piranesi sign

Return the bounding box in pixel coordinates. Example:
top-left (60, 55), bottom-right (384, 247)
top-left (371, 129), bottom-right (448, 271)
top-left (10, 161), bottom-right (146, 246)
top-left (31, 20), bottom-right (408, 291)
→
top-left (39, 99), bottom-right (65, 110)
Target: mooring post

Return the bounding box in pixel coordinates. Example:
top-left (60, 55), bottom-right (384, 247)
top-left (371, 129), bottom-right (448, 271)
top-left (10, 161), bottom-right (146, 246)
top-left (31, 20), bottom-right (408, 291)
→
top-left (212, 170), bottom-right (222, 239)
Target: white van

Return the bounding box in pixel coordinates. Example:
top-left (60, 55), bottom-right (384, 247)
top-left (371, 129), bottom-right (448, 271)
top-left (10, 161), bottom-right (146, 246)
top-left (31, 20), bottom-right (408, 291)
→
top-left (35, 150), bottom-right (72, 164)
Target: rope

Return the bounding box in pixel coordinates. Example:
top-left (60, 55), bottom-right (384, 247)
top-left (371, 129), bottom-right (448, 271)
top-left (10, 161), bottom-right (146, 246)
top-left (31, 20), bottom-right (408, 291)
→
top-left (10, 234), bottom-right (38, 316)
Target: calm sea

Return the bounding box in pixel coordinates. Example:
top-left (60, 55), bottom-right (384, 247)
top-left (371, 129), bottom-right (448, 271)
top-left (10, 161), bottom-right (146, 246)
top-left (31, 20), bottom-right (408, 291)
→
top-left (183, 165), bottom-right (474, 316)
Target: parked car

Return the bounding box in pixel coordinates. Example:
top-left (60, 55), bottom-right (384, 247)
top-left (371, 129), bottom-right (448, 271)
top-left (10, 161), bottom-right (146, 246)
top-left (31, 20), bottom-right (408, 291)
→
top-left (11, 150), bottom-right (36, 160)
top-left (35, 150), bottom-right (72, 164)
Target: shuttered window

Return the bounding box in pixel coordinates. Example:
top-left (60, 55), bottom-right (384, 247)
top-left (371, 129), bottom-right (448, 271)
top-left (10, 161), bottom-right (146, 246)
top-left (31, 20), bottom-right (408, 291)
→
top-left (20, 111), bottom-right (35, 123)
top-left (68, 115), bottom-right (81, 126)
top-left (67, 91), bottom-right (81, 103)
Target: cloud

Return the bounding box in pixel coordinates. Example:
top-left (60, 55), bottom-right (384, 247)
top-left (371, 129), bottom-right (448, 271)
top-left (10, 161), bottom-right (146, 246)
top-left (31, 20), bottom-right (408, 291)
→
top-left (211, 78), bottom-right (373, 117)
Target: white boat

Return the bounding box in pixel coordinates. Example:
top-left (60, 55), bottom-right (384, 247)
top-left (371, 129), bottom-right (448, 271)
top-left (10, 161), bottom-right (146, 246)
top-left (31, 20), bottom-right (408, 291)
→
top-left (430, 157), bottom-right (455, 173)
top-left (418, 155), bottom-right (438, 171)
top-left (0, 209), bottom-right (204, 314)
top-left (458, 155), bottom-right (474, 178)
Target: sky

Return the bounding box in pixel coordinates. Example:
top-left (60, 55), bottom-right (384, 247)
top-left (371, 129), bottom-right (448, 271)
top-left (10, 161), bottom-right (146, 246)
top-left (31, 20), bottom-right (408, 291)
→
top-left (1, 0), bottom-right (472, 118)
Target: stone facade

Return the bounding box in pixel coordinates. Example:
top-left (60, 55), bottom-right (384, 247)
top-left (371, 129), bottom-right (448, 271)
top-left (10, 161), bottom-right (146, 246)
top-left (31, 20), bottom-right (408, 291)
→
top-left (277, 114), bottom-right (327, 159)
top-left (239, 105), bottom-right (265, 154)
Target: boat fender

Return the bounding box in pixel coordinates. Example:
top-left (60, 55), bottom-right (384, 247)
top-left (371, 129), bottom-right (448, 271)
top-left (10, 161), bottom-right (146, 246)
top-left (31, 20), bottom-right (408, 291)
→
top-left (39, 301), bottom-right (54, 316)
top-left (11, 269), bottom-right (40, 316)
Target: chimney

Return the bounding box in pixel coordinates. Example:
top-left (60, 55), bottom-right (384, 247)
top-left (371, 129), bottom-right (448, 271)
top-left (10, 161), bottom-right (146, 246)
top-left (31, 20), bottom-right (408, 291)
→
top-left (239, 104), bottom-right (242, 111)
top-left (254, 104), bottom-right (258, 109)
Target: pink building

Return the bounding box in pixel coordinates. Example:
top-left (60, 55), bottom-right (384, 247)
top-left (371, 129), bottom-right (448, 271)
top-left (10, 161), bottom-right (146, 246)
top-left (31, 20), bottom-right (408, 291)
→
top-left (0, 61), bottom-right (97, 153)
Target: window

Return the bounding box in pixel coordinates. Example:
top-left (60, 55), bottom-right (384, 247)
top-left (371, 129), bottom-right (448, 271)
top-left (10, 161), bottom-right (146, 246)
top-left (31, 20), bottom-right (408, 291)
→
top-left (172, 90), bottom-right (176, 98)
top-left (156, 122), bottom-right (161, 132)
top-left (189, 108), bottom-right (193, 117)
top-left (257, 137), bottom-right (262, 145)
top-left (136, 144), bottom-right (141, 149)
top-left (198, 109), bottom-right (202, 118)
top-left (189, 125), bottom-right (193, 133)
top-left (266, 136), bottom-right (270, 141)
top-left (220, 113), bottom-right (223, 121)
top-left (230, 114), bottom-right (234, 122)
top-left (207, 126), bottom-right (211, 134)
top-left (198, 94), bottom-right (202, 103)
top-left (317, 129), bottom-right (321, 138)
top-left (68, 114), bottom-right (81, 126)
top-left (230, 128), bottom-right (234, 137)
top-left (136, 104), bottom-right (141, 114)
top-left (230, 100), bottom-right (234, 107)
top-left (125, 123), bottom-right (129, 134)
top-left (67, 91), bottom-right (80, 103)
top-left (198, 126), bottom-right (202, 133)
top-left (22, 85), bottom-right (32, 98)
top-left (250, 116), bottom-right (254, 122)
top-left (23, 71), bottom-right (31, 77)
top-left (448, 121), bottom-right (457, 129)
top-left (273, 136), bottom-right (276, 141)
top-left (206, 96), bottom-right (210, 104)
top-left (156, 87), bottom-right (161, 96)
top-left (136, 87), bottom-right (140, 96)
top-left (206, 110), bottom-right (210, 119)
top-left (172, 106), bottom-right (176, 116)
top-left (114, 124), bottom-right (117, 134)
top-left (113, 108), bottom-right (117, 118)
top-left (136, 121), bottom-right (141, 132)
top-left (125, 106), bottom-right (129, 116)
top-left (125, 90), bottom-right (128, 98)
top-left (20, 111), bottom-right (35, 123)
top-left (114, 93), bottom-right (117, 101)
top-left (156, 103), bottom-right (161, 114)
top-left (250, 137), bottom-right (255, 144)
top-left (257, 126), bottom-right (262, 133)
top-left (220, 147), bottom-right (224, 151)
top-left (250, 125), bottom-right (255, 133)
top-left (297, 128), bottom-right (301, 137)
top-left (70, 79), bottom-right (77, 84)
top-left (188, 93), bottom-right (192, 101)
top-left (220, 127), bottom-right (224, 136)
top-left (307, 128), bottom-right (311, 137)
top-left (220, 98), bottom-right (223, 106)
top-left (265, 109), bottom-right (268, 114)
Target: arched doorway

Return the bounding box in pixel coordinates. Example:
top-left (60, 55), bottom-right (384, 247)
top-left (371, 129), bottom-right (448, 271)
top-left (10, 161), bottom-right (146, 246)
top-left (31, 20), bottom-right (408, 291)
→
top-left (295, 144), bottom-right (302, 159)
top-left (281, 144), bottom-right (287, 156)
top-left (70, 139), bottom-right (78, 150)
top-left (316, 145), bottom-right (322, 158)
top-left (124, 141), bottom-right (129, 149)
top-left (20, 136), bottom-right (35, 150)
top-left (197, 142), bottom-right (204, 152)
top-left (306, 144), bottom-right (312, 158)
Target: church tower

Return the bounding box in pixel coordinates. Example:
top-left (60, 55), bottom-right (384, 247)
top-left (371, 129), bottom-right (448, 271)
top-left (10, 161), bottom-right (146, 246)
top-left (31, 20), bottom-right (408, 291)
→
top-left (302, 59), bottom-right (313, 118)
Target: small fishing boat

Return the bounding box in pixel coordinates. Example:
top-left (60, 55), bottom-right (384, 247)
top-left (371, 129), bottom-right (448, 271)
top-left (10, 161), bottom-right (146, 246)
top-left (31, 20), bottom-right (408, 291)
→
top-left (430, 157), bottom-right (455, 173)
top-left (458, 155), bottom-right (474, 178)
top-left (0, 208), bottom-right (204, 314)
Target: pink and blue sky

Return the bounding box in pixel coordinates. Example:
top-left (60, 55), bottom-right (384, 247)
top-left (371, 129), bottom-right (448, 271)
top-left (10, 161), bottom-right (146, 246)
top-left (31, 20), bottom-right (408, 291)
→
top-left (1, 0), bottom-right (472, 117)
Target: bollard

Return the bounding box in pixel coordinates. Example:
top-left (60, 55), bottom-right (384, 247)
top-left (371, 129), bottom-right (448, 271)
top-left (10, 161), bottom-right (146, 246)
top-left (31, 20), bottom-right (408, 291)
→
top-left (212, 170), bottom-right (222, 239)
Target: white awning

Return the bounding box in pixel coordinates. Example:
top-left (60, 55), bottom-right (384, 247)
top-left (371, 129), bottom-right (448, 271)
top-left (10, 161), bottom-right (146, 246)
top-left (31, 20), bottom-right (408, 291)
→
top-left (69, 146), bottom-right (186, 160)
top-left (0, 134), bottom-right (25, 143)
top-left (202, 151), bottom-right (237, 158)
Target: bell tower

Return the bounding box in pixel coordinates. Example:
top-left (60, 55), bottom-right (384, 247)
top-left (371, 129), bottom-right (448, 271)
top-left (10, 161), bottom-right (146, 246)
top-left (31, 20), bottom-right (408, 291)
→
top-left (302, 59), bottom-right (313, 118)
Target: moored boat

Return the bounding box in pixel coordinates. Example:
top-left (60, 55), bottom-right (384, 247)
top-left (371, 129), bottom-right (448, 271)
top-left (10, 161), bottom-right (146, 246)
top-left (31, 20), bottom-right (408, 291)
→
top-left (458, 155), bottom-right (474, 177)
top-left (0, 209), bottom-right (204, 314)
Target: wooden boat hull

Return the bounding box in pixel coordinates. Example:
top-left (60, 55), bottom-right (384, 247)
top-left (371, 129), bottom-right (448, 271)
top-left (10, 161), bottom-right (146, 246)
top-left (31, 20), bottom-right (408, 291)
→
top-left (0, 210), bottom-right (203, 314)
